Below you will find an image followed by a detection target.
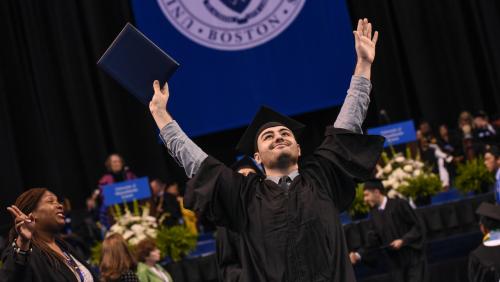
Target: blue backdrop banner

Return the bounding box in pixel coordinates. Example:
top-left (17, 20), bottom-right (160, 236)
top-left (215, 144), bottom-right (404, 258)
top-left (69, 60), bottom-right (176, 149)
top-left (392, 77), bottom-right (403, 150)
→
top-left (132, 0), bottom-right (355, 136)
top-left (102, 177), bottom-right (151, 206)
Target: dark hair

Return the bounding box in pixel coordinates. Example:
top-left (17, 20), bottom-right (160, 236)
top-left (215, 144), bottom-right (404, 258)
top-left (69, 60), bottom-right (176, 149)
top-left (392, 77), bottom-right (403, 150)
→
top-left (9, 188), bottom-right (67, 268)
top-left (100, 233), bottom-right (137, 281)
top-left (363, 180), bottom-right (386, 195)
top-left (480, 216), bottom-right (500, 231)
top-left (485, 145), bottom-right (499, 158)
top-left (135, 238), bottom-right (157, 263)
top-left (150, 178), bottom-right (167, 188)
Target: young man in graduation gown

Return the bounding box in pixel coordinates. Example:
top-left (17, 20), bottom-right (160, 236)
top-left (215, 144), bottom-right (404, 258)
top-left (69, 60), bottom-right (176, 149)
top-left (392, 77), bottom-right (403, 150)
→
top-left (149, 19), bottom-right (384, 282)
top-left (484, 146), bottom-right (500, 204)
top-left (468, 202), bottom-right (500, 282)
top-left (350, 180), bottom-right (427, 282)
top-left (216, 157), bottom-right (263, 282)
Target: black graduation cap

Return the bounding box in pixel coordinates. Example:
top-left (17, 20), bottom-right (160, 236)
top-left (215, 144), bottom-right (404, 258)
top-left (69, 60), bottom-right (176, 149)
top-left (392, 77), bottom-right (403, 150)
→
top-left (363, 179), bottom-right (385, 192)
top-left (476, 202), bottom-right (500, 221)
top-left (235, 106), bottom-right (305, 155)
top-left (231, 156), bottom-right (263, 175)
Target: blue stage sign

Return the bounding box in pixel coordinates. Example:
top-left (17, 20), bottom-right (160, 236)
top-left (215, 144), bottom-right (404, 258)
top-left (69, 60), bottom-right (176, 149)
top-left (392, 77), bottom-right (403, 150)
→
top-left (102, 177), bottom-right (151, 207)
top-left (367, 120), bottom-right (417, 147)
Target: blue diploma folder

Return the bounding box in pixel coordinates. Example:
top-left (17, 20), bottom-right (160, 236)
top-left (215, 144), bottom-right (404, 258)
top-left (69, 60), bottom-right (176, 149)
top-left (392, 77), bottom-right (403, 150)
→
top-left (97, 23), bottom-right (180, 105)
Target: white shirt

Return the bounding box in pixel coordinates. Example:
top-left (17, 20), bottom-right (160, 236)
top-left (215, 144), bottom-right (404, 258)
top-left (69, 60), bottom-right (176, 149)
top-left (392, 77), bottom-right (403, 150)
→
top-left (378, 196), bottom-right (388, 211)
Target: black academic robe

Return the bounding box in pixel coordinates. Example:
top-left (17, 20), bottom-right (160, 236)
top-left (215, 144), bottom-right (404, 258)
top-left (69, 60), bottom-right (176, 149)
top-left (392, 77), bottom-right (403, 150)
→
top-left (216, 226), bottom-right (243, 282)
top-left (0, 238), bottom-right (98, 282)
top-left (468, 244), bottom-right (500, 282)
top-left (185, 127), bottom-right (384, 282)
top-left (360, 198), bottom-right (427, 282)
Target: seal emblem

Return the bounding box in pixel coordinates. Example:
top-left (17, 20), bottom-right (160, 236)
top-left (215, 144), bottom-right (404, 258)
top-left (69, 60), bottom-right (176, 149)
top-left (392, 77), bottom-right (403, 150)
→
top-left (157, 0), bottom-right (306, 51)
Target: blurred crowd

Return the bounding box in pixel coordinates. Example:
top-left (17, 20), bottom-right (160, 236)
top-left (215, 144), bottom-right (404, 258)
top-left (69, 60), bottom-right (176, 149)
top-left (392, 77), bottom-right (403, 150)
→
top-left (416, 110), bottom-right (499, 189)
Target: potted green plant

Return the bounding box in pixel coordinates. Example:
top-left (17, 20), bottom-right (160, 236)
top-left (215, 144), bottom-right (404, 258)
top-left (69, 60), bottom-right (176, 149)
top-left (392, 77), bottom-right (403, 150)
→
top-left (156, 225), bottom-right (198, 262)
top-left (455, 158), bottom-right (495, 194)
top-left (398, 173), bottom-right (442, 207)
top-left (348, 184), bottom-right (370, 220)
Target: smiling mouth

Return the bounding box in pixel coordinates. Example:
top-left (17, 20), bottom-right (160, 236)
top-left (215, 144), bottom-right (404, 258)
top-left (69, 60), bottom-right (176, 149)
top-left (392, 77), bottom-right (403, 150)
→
top-left (56, 212), bottom-right (65, 218)
top-left (273, 143), bottom-right (289, 149)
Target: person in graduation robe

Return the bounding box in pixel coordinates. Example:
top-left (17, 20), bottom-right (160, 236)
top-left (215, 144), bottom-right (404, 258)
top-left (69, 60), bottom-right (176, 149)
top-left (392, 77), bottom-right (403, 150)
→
top-left (349, 180), bottom-right (427, 282)
top-left (483, 146), bottom-right (500, 204)
top-left (216, 157), bottom-right (263, 282)
top-left (148, 18), bottom-right (383, 282)
top-left (468, 202), bottom-right (500, 282)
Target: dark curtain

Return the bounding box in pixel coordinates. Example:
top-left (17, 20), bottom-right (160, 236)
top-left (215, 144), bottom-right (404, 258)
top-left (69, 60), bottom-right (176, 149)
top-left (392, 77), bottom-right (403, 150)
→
top-left (1, 0), bottom-right (500, 234)
top-left (0, 0), bottom-right (185, 233)
top-left (347, 0), bottom-right (500, 127)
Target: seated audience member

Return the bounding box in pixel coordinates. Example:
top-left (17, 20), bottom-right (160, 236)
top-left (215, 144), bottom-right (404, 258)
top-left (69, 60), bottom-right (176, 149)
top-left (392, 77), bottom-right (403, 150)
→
top-left (416, 121), bottom-right (434, 143)
top-left (100, 233), bottom-right (139, 282)
top-left (437, 124), bottom-right (464, 179)
top-left (135, 238), bottom-right (173, 282)
top-left (2, 188), bottom-right (96, 281)
top-left (473, 111), bottom-right (498, 154)
top-left (98, 154), bottom-right (137, 228)
top-left (458, 111), bottom-right (475, 139)
top-left (61, 198), bottom-right (73, 235)
top-left (150, 178), bottom-right (166, 217)
top-left (99, 154), bottom-right (137, 186)
top-left (437, 124), bottom-right (464, 159)
top-left (70, 193), bottom-right (104, 260)
top-left (150, 179), bottom-right (182, 226)
top-left (58, 198), bottom-right (89, 260)
top-left (468, 202), bottom-right (500, 282)
top-left (458, 111), bottom-right (476, 160)
top-left (419, 135), bottom-right (452, 189)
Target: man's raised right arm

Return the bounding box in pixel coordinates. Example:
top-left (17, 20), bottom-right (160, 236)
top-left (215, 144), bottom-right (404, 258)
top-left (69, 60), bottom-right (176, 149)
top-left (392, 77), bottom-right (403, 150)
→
top-left (149, 80), bottom-right (207, 178)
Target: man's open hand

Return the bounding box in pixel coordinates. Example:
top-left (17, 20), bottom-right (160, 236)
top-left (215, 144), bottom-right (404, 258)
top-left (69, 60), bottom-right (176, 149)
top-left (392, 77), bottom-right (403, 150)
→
top-left (149, 80), bottom-right (173, 129)
top-left (354, 18), bottom-right (378, 65)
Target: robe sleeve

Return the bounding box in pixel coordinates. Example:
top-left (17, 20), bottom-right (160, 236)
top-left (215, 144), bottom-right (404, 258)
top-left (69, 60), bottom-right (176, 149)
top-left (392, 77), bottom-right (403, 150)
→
top-left (398, 200), bottom-right (425, 249)
top-left (355, 220), bottom-right (384, 267)
top-left (0, 245), bottom-right (31, 282)
top-left (184, 156), bottom-right (257, 232)
top-left (302, 127), bottom-right (385, 211)
top-left (468, 252), bottom-right (486, 282)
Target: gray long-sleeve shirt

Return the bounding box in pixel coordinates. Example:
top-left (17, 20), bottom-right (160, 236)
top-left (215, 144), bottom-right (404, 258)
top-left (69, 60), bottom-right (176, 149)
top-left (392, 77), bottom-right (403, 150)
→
top-left (159, 75), bottom-right (372, 178)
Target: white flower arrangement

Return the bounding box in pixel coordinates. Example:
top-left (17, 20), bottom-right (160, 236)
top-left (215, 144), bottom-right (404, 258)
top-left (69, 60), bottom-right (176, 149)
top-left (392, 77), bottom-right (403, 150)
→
top-left (107, 201), bottom-right (159, 245)
top-left (91, 200), bottom-right (198, 266)
top-left (376, 148), bottom-right (439, 199)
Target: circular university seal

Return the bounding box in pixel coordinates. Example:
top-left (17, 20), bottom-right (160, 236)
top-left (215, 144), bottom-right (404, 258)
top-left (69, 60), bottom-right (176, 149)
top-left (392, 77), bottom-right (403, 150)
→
top-left (157, 0), bottom-right (306, 51)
